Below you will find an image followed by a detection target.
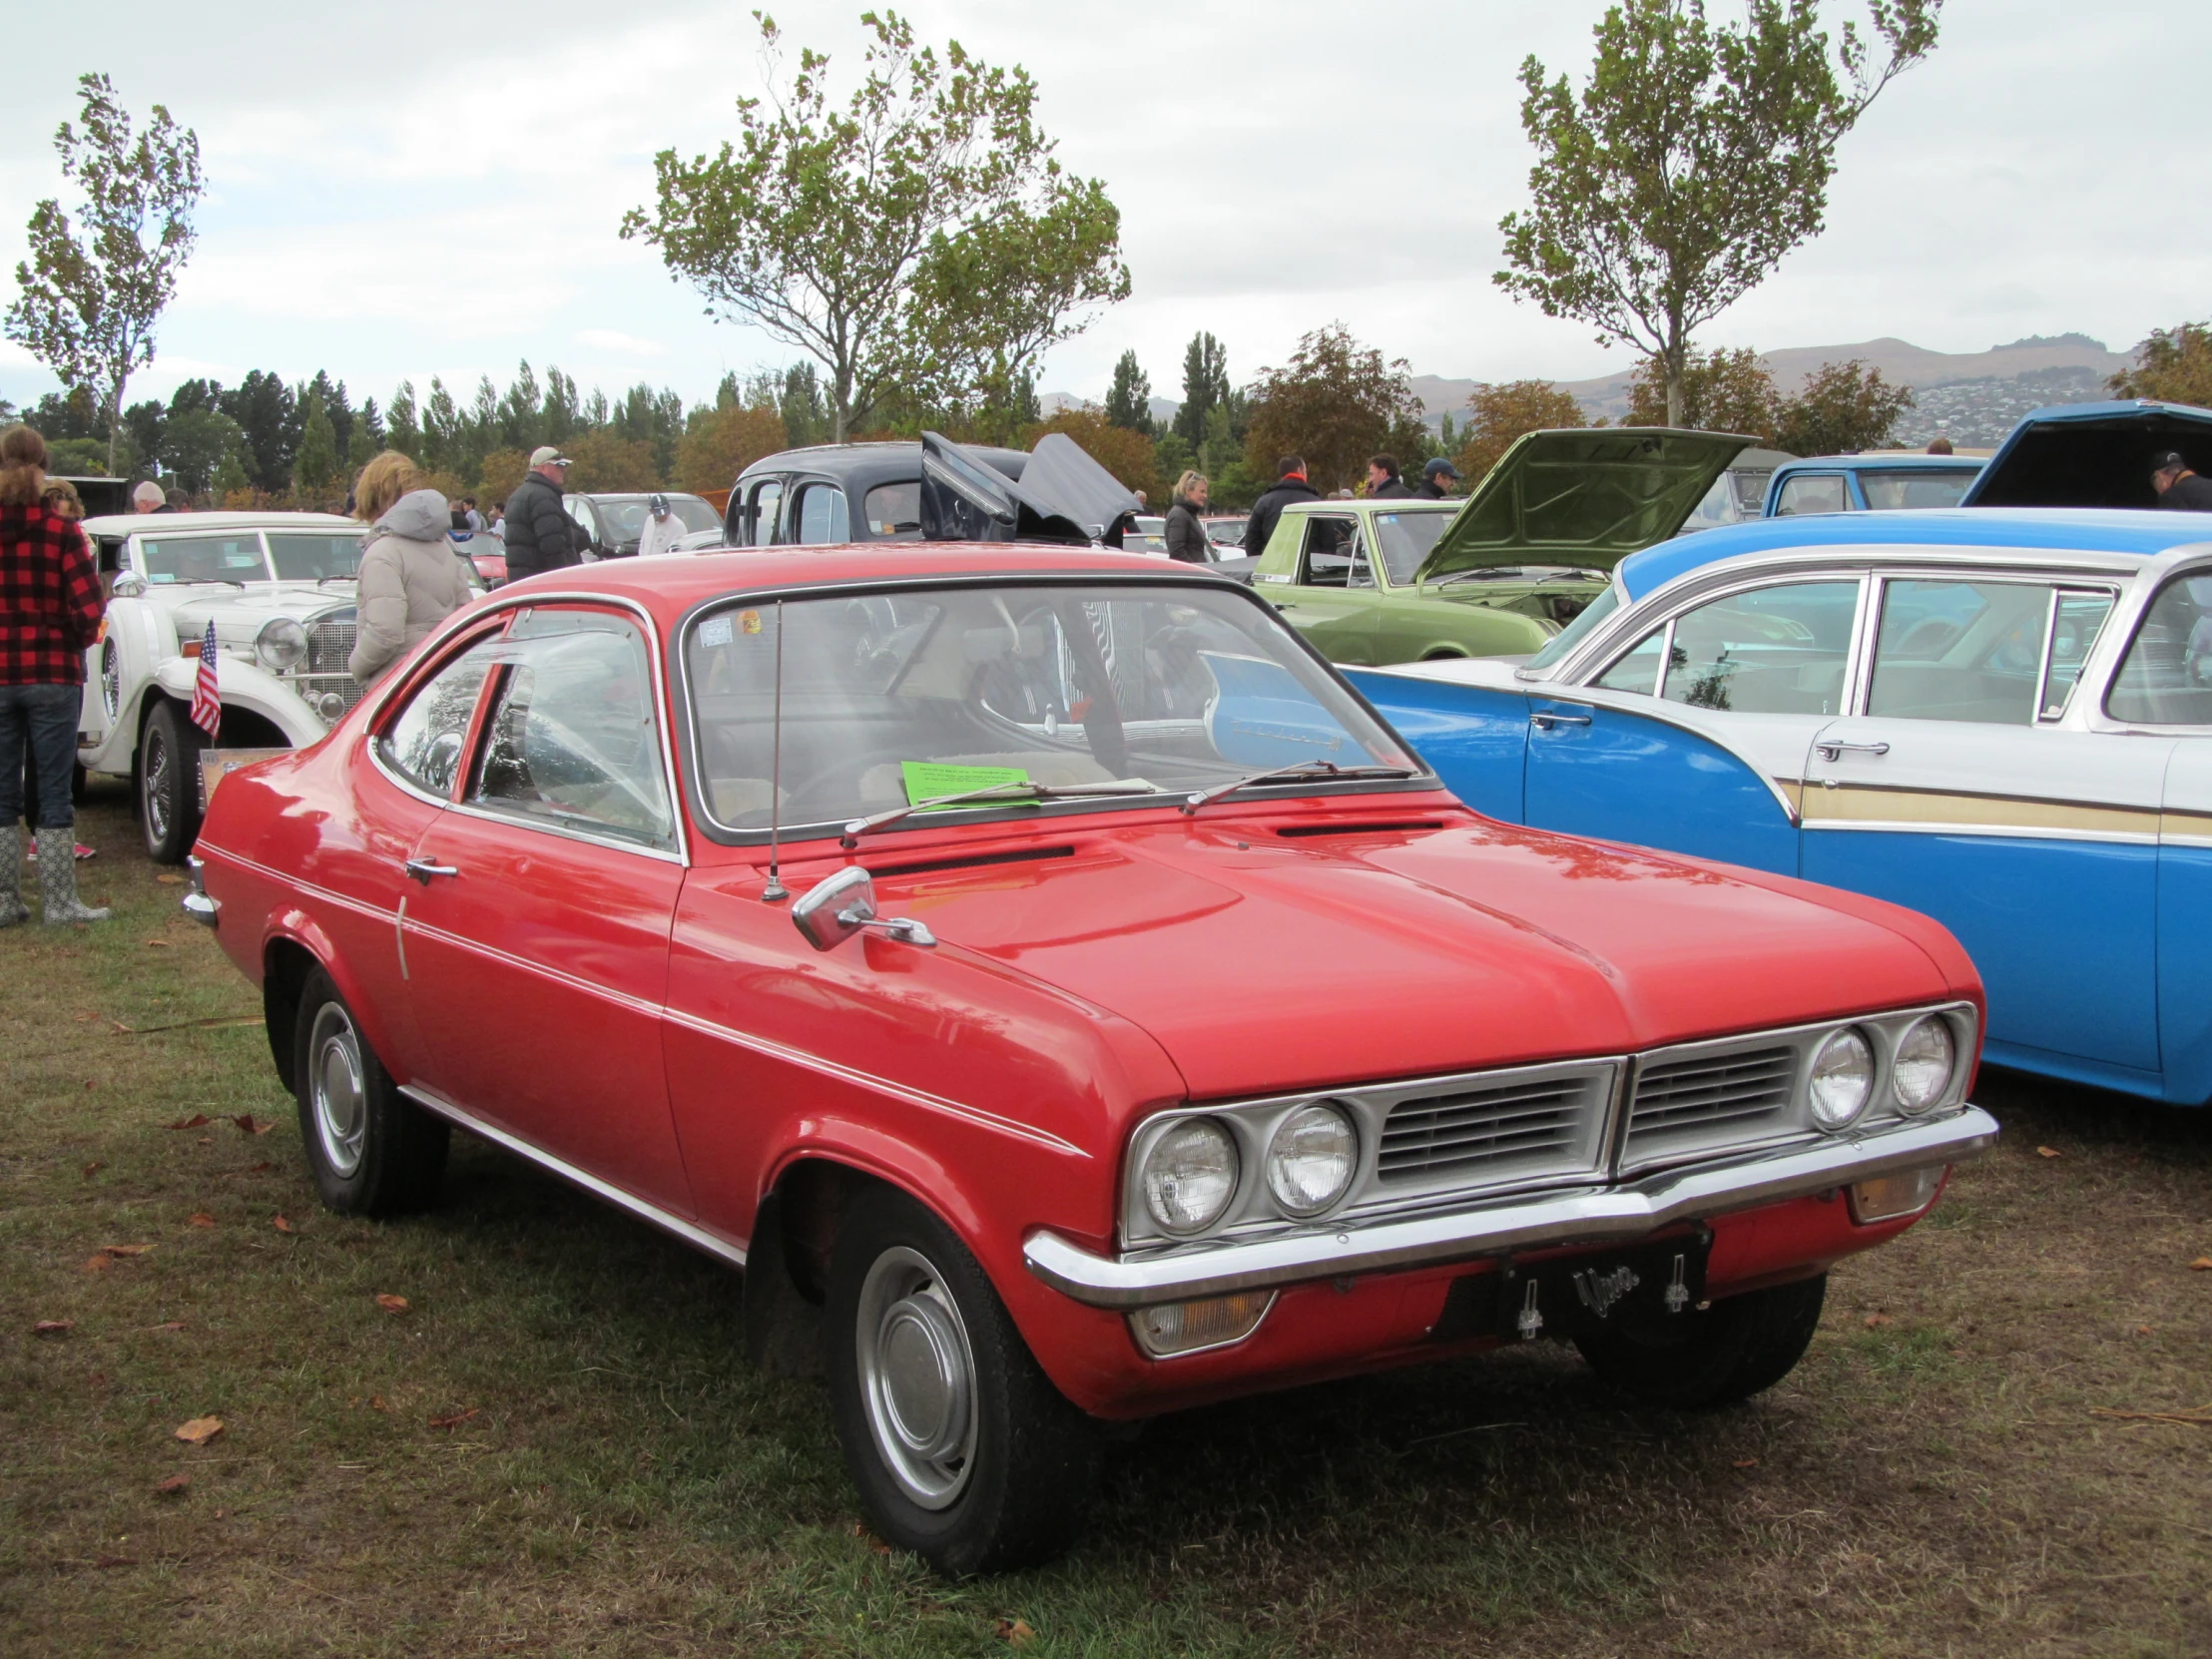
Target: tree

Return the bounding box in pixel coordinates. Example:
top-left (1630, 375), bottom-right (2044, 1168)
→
top-left (1104, 348), bottom-right (1153, 434)
top-left (1023, 407), bottom-right (1157, 502)
top-left (625, 11), bottom-right (1126, 441)
top-left (1626, 346), bottom-right (1780, 438)
top-left (2110, 323), bottom-right (2212, 407)
top-left (1495, 0), bottom-right (1941, 424)
top-left (1175, 331), bottom-right (1229, 451)
top-left (293, 388), bottom-right (339, 490)
top-left (675, 404), bottom-right (788, 494)
top-left (563, 430), bottom-right (660, 492)
top-left (1456, 379), bottom-right (1589, 482)
top-left (219, 371), bottom-right (296, 490)
top-left (1242, 323), bottom-right (1426, 494)
top-left (5, 74), bottom-right (205, 473)
top-left (162, 407), bottom-right (247, 495)
top-left (1773, 357), bottom-right (1912, 453)
top-left (477, 449), bottom-right (531, 510)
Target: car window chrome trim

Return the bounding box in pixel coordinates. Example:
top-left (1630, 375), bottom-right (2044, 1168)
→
top-left (397, 1083), bottom-right (747, 1268)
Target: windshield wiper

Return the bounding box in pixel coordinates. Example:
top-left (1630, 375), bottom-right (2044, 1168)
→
top-left (1178, 760), bottom-right (1416, 815)
top-left (1430, 567), bottom-right (1525, 585)
top-left (315, 574), bottom-right (358, 586)
top-left (840, 779), bottom-right (1162, 847)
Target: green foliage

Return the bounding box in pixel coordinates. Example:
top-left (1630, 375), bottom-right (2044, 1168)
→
top-left (1105, 348), bottom-right (1154, 435)
top-left (1624, 347), bottom-right (1912, 452)
top-left (624, 10), bottom-right (1126, 440)
top-left (1176, 331), bottom-right (1230, 451)
top-left (1456, 379), bottom-right (1590, 483)
top-left (44, 436), bottom-right (115, 477)
top-left (212, 444), bottom-right (250, 500)
top-left (1627, 346), bottom-right (1780, 438)
top-left (1773, 357), bottom-right (1914, 453)
top-left (5, 73), bottom-right (205, 474)
top-left (164, 408), bottom-right (250, 495)
top-left (2110, 322), bottom-right (2212, 407)
top-left (1244, 323), bottom-right (1426, 494)
top-left (1495, 0), bottom-right (1941, 423)
top-left (292, 389), bottom-right (339, 490)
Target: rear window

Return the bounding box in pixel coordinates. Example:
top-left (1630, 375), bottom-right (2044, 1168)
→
top-left (1862, 469), bottom-right (1980, 510)
top-left (863, 481), bottom-right (921, 540)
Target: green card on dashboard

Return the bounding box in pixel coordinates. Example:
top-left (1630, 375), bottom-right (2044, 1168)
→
top-left (900, 761), bottom-right (1033, 808)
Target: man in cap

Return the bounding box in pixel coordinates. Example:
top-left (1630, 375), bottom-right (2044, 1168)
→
top-left (2150, 451), bottom-right (2212, 511)
top-left (636, 493), bottom-right (686, 560)
top-left (502, 445), bottom-right (586, 580)
top-left (1414, 457), bottom-right (1461, 499)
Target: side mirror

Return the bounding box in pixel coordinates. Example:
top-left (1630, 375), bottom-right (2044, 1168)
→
top-left (791, 865), bottom-right (936, 952)
top-left (112, 572), bottom-right (147, 599)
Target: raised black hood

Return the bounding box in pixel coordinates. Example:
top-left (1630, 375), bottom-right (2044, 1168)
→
top-left (919, 430), bottom-right (1141, 546)
top-left (1962, 400), bottom-right (2212, 509)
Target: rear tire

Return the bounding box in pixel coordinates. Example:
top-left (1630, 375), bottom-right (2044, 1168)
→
top-left (140, 700), bottom-right (204, 864)
top-left (1575, 1274), bottom-right (1827, 1409)
top-left (291, 966), bottom-right (448, 1215)
top-left (827, 1186), bottom-right (1101, 1574)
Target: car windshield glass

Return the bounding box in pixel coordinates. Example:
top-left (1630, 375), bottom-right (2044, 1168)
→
top-left (1861, 469), bottom-right (1980, 510)
top-left (592, 497), bottom-right (720, 544)
top-left (1368, 510), bottom-right (1452, 584)
top-left (1204, 519), bottom-right (1247, 542)
top-left (140, 535), bottom-right (271, 584)
top-left (267, 533), bottom-right (364, 580)
top-left (862, 481), bottom-right (921, 540)
top-left (684, 582), bottom-right (1417, 835)
top-left (1523, 581), bottom-right (1621, 674)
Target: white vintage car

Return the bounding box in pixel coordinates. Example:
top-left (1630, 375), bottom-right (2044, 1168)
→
top-left (76, 511), bottom-right (387, 861)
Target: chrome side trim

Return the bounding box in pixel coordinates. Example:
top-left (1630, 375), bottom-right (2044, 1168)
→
top-left (1026, 1105), bottom-right (1998, 1310)
top-left (397, 1083), bottom-right (747, 1268)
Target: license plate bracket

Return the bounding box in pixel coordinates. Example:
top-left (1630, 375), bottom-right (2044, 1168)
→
top-left (1495, 1232), bottom-right (1710, 1343)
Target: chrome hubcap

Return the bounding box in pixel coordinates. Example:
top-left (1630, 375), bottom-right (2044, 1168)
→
top-left (144, 730), bottom-right (170, 841)
top-left (855, 1246), bottom-right (977, 1509)
top-left (309, 1003), bottom-right (367, 1177)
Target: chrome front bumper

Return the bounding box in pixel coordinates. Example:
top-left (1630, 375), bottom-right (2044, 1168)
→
top-left (1023, 1105), bottom-right (1998, 1311)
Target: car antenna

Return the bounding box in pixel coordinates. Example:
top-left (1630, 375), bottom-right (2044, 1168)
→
top-left (761, 599), bottom-right (791, 903)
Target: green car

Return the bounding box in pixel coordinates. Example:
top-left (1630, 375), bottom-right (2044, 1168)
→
top-left (1249, 428), bottom-right (1751, 665)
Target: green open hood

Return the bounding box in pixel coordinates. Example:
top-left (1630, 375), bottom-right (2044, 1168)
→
top-left (1415, 427), bottom-right (1755, 583)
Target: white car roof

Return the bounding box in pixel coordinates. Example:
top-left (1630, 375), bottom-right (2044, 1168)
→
top-left (81, 510), bottom-right (361, 536)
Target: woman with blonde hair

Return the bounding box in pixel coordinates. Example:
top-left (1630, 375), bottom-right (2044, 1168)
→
top-left (1164, 468), bottom-right (1211, 564)
top-left (347, 450), bottom-right (474, 685)
top-left (0, 425), bottom-right (108, 924)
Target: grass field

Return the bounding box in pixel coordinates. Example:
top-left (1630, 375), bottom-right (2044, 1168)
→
top-left (4, 789), bottom-right (2210, 1657)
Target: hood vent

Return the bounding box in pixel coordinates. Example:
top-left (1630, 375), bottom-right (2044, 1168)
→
top-left (870, 844), bottom-right (1076, 880)
top-left (1275, 821), bottom-right (1445, 839)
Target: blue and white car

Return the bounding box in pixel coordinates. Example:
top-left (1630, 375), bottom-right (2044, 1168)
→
top-left (1345, 507), bottom-right (2212, 1106)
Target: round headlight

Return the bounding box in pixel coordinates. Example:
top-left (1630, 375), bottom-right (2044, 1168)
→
top-left (1809, 1028), bottom-right (1875, 1130)
top-left (1265, 1103), bottom-right (1358, 1217)
top-left (1140, 1118), bottom-right (1239, 1236)
top-left (255, 617), bottom-right (308, 673)
top-left (1891, 1016), bottom-right (1955, 1115)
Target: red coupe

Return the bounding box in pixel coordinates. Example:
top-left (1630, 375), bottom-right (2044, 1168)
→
top-left (186, 545), bottom-right (1996, 1572)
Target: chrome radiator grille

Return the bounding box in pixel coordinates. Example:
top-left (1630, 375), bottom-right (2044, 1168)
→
top-left (300, 618), bottom-right (364, 716)
top-left (1623, 1045), bottom-right (1800, 1169)
top-left (1379, 1074), bottom-right (1601, 1184)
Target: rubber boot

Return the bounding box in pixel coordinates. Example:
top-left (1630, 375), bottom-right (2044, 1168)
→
top-left (37, 825), bottom-right (110, 924)
top-left (0, 825), bottom-right (25, 926)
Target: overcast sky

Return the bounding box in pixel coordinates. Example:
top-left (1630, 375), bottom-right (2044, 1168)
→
top-left (1, 1), bottom-right (2203, 418)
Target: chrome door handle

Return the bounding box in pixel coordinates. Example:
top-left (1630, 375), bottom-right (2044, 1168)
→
top-left (1814, 740), bottom-right (1891, 761)
top-left (403, 857), bottom-right (459, 884)
top-left (1531, 711), bottom-right (1593, 730)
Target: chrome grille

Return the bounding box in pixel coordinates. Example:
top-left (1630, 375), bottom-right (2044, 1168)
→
top-left (301, 617), bottom-right (364, 717)
top-left (1380, 1076), bottom-right (1594, 1182)
top-left (1624, 1045), bottom-right (1798, 1167)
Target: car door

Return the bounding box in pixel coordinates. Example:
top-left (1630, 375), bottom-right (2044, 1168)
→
top-left (1274, 514), bottom-right (1381, 663)
top-left (396, 603), bottom-right (695, 1215)
top-left (1520, 576), bottom-right (1868, 876)
top-left (1800, 574), bottom-right (2160, 1073)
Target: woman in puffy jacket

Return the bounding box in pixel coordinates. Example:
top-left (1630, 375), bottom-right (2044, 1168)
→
top-left (347, 451), bottom-right (474, 685)
top-left (1163, 470), bottom-right (1212, 564)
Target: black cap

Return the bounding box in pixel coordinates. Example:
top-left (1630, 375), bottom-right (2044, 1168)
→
top-left (1423, 457), bottom-right (1461, 480)
top-left (2152, 450), bottom-right (2188, 473)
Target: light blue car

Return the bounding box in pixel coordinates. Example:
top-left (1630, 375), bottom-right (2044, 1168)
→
top-left (1346, 505), bottom-right (2212, 1106)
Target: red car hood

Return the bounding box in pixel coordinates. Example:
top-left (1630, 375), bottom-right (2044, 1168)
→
top-left (878, 814), bottom-right (1964, 1101)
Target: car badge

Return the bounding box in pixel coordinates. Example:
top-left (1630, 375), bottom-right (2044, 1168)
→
top-left (1664, 1253), bottom-right (1690, 1314)
top-left (1572, 1265), bottom-right (1640, 1320)
top-left (1515, 1280), bottom-right (1543, 1340)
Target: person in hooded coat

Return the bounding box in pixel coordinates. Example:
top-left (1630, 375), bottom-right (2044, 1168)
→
top-left (348, 450), bottom-right (475, 685)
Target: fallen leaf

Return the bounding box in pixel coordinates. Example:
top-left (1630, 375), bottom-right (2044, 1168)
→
top-left (1733, 1457), bottom-right (1760, 1468)
top-left (148, 1322), bottom-right (186, 1333)
top-left (246, 1161), bottom-right (273, 1174)
top-left (271, 1215), bottom-right (293, 1235)
top-left (2036, 1146), bottom-right (2062, 1159)
top-left (154, 873), bottom-right (184, 885)
top-left (155, 1474), bottom-right (190, 1495)
top-left (1863, 1314), bottom-right (1896, 1328)
top-left (189, 1213), bottom-right (215, 1229)
top-left (165, 1114), bottom-right (210, 1131)
top-left (234, 1114), bottom-right (273, 1136)
top-left (994, 1618), bottom-right (1037, 1647)
top-left (34, 1320), bottom-right (75, 1337)
top-left (2137, 1326), bottom-right (2154, 1336)
top-left (81, 1161), bottom-right (103, 1179)
top-left (84, 1079), bottom-right (96, 1091)
top-left (368, 1394), bottom-right (388, 1412)
top-left (144, 938), bottom-right (172, 948)
top-left (173, 1416), bottom-right (225, 1445)
top-left (374, 1295), bottom-right (409, 1316)
top-left (83, 1254), bottom-right (112, 1273)
top-left (75, 1010), bottom-right (95, 1021)
top-left (100, 1244), bottom-right (154, 1258)
top-left (2190, 1258), bottom-right (2212, 1272)
top-left (428, 1407), bottom-right (479, 1430)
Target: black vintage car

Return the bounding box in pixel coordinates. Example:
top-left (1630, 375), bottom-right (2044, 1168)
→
top-left (725, 433), bottom-right (1144, 549)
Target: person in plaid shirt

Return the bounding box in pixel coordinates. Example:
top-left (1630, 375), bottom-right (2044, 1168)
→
top-left (0, 424), bottom-right (109, 925)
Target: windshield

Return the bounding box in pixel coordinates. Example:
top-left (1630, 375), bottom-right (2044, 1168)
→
top-left (684, 582), bottom-right (1417, 836)
top-left (1369, 509), bottom-right (1454, 584)
top-left (1862, 468), bottom-right (1980, 510)
top-left (593, 496), bottom-right (722, 544)
top-left (268, 533), bottom-right (365, 580)
top-left (139, 534), bottom-right (271, 584)
top-left (1520, 579), bottom-right (1623, 676)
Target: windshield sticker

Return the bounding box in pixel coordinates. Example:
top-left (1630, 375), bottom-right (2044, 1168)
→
top-left (697, 614), bottom-right (735, 649)
top-left (901, 761), bottom-right (1031, 807)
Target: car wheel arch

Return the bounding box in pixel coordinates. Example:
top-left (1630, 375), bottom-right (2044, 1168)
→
top-left (259, 918), bottom-right (410, 1095)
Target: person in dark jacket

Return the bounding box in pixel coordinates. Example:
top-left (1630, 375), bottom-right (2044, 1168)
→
top-left (1414, 457), bottom-right (1461, 499)
top-left (2151, 451), bottom-right (2212, 511)
top-left (1367, 454), bottom-right (1413, 498)
top-left (1163, 471), bottom-right (1212, 563)
top-left (502, 446), bottom-right (585, 579)
top-left (1243, 456), bottom-right (1322, 555)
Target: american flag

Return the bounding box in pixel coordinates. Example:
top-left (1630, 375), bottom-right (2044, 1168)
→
top-left (190, 619), bottom-right (222, 739)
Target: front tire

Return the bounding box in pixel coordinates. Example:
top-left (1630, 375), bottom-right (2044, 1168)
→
top-left (140, 700), bottom-right (205, 864)
top-left (291, 967), bottom-right (449, 1215)
top-left (827, 1187), bottom-right (1101, 1574)
top-left (1575, 1274), bottom-right (1827, 1409)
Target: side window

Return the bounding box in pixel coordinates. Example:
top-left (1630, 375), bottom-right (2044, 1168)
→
top-left (467, 610), bottom-right (675, 848)
top-left (378, 636), bottom-right (500, 797)
top-left (2107, 574), bottom-right (2212, 725)
top-left (1298, 517), bottom-right (1365, 588)
top-left (742, 479), bottom-right (784, 546)
top-left (1661, 581), bottom-right (1860, 715)
top-left (1867, 580), bottom-right (2051, 727)
top-left (795, 483), bottom-right (851, 545)
top-left (2041, 590), bottom-right (2116, 719)
top-left (1594, 630), bottom-right (1664, 694)
top-left (1772, 474), bottom-right (1849, 518)
top-left (1863, 470), bottom-right (1979, 511)
top-left (863, 480), bottom-right (922, 540)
